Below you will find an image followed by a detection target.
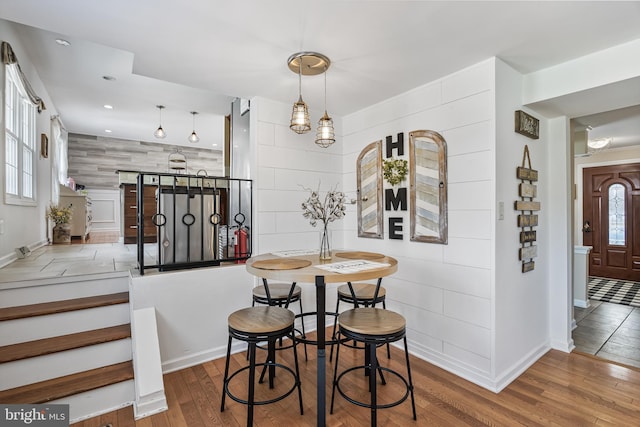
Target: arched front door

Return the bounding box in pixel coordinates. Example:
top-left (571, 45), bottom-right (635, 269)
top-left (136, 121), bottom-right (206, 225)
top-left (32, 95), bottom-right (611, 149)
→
top-left (583, 163), bottom-right (640, 281)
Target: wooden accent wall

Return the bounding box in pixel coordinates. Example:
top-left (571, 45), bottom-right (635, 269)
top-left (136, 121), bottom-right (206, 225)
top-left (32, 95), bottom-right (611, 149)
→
top-left (67, 133), bottom-right (224, 190)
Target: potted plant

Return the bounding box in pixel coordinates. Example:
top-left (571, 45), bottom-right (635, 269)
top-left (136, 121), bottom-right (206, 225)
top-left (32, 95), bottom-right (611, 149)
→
top-left (47, 204), bottom-right (73, 244)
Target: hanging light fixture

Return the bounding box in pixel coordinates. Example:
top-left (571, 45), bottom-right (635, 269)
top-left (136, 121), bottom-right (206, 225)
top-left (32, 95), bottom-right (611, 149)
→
top-left (290, 58), bottom-right (310, 134)
top-left (188, 111), bottom-right (200, 143)
top-left (288, 52), bottom-right (331, 135)
top-left (154, 105), bottom-right (166, 139)
top-left (315, 65), bottom-right (335, 148)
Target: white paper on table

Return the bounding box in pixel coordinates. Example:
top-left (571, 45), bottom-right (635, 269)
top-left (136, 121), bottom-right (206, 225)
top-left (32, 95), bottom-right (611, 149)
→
top-left (271, 249), bottom-right (320, 257)
top-left (315, 260), bottom-right (390, 274)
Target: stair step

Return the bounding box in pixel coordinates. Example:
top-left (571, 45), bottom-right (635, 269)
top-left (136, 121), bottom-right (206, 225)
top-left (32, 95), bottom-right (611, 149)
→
top-left (0, 324), bottom-right (131, 363)
top-left (0, 292), bottom-right (129, 321)
top-left (0, 361), bottom-right (134, 404)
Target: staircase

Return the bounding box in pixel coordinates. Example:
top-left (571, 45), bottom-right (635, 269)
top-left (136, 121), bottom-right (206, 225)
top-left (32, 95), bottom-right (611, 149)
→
top-left (0, 271), bottom-right (135, 423)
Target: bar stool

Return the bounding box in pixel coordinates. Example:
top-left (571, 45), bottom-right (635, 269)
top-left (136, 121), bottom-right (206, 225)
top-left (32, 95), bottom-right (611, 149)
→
top-left (330, 308), bottom-right (416, 426)
top-left (221, 306), bottom-right (303, 426)
top-left (330, 279), bottom-right (390, 360)
top-left (252, 279), bottom-right (307, 359)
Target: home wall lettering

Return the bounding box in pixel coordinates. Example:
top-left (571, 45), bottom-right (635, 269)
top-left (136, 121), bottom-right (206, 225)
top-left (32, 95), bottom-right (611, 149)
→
top-left (356, 130), bottom-right (448, 244)
top-left (385, 133), bottom-right (407, 240)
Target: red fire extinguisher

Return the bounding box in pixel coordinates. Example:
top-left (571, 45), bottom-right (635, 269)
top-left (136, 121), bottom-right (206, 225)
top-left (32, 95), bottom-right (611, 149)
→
top-left (234, 226), bottom-right (249, 264)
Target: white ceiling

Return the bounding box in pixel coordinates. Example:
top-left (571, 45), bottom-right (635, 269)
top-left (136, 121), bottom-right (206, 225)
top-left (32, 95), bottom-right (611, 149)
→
top-left (1, 1), bottom-right (640, 147)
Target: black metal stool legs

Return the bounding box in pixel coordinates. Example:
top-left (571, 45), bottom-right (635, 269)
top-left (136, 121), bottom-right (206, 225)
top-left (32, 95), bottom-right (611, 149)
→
top-left (330, 312), bottom-right (416, 426)
top-left (221, 307), bottom-right (303, 426)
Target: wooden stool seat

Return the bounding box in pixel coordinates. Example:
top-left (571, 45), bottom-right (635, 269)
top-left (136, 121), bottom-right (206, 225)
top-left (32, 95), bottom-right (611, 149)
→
top-left (228, 306), bottom-right (294, 335)
top-left (252, 280), bottom-right (308, 360)
top-left (338, 307), bottom-right (405, 336)
top-left (331, 280), bottom-right (390, 361)
top-left (252, 283), bottom-right (302, 301)
top-left (337, 283), bottom-right (386, 301)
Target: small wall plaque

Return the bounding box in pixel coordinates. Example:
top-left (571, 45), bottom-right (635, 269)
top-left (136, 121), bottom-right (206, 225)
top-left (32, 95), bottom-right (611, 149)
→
top-left (515, 110), bottom-right (539, 140)
top-left (40, 133), bottom-right (48, 158)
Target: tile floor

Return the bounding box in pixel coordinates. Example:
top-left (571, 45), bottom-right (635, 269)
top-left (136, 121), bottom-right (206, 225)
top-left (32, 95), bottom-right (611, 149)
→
top-left (0, 231), bottom-right (157, 283)
top-left (2, 232), bottom-right (639, 370)
top-left (573, 300), bottom-right (640, 369)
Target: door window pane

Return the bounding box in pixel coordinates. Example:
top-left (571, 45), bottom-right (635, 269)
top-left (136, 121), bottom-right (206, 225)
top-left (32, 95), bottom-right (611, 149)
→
top-left (608, 183), bottom-right (625, 245)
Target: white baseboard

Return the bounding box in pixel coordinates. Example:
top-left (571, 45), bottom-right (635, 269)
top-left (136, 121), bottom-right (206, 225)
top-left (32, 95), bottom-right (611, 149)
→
top-left (574, 298), bottom-right (590, 308)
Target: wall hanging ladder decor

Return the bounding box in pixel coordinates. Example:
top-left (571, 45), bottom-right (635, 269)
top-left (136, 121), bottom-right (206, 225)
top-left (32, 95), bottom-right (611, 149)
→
top-left (514, 145), bottom-right (540, 273)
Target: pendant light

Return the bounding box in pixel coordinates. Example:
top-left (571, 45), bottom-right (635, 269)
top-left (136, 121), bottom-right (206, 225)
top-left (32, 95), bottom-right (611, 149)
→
top-left (188, 111), bottom-right (200, 143)
top-left (154, 105), bottom-right (166, 139)
top-left (315, 66), bottom-right (335, 148)
top-left (287, 52), bottom-right (331, 137)
top-left (290, 59), bottom-right (311, 134)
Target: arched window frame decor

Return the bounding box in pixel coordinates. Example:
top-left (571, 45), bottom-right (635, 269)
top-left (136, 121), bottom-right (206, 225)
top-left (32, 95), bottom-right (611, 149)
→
top-left (356, 140), bottom-right (384, 238)
top-left (409, 130), bottom-right (448, 244)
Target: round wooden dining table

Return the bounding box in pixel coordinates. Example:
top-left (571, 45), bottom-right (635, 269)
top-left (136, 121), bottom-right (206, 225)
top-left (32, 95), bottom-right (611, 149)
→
top-left (246, 250), bottom-right (398, 426)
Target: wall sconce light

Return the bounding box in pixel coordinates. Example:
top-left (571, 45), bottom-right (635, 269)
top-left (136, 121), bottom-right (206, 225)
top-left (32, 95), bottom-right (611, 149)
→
top-left (154, 105), bottom-right (166, 139)
top-left (288, 51), bottom-right (331, 139)
top-left (188, 111), bottom-right (200, 143)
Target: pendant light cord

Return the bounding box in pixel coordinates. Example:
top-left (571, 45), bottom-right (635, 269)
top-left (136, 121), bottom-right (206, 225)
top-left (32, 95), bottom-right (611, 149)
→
top-left (298, 59), bottom-right (303, 99)
top-left (323, 65), bottom-right (327, 112)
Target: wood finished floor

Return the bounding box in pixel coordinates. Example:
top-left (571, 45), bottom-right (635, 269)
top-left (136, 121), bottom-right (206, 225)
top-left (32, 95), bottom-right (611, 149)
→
top-left (573, 300), bottom-right (640, 369)
top-left (70, 334), bottom-right (640, 427)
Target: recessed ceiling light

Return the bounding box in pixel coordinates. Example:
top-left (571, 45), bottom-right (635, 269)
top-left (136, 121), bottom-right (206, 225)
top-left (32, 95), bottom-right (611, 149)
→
top-left (103, 104), bottom-right (113, 109)
top-left (102, 75), bottom-right (116, 81)
top-left (105, 129), bottom-right (112, 133)
top-left (55, 39), bottom-right (70, 47)
top-left (212, 143), bottom-right (218, 147)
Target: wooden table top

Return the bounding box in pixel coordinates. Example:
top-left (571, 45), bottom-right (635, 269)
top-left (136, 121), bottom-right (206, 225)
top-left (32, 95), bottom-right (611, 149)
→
top-left (246, 250), bottom-right (397, 284)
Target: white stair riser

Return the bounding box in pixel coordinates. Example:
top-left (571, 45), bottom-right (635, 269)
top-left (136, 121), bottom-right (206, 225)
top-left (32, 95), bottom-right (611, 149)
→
top-left (0, 339), bottom-right (132, 390)
top-left (0, 274), bottom-right (130, 308)
top-left (0, 304), bottom-right (130, 346)
top-left (51, 379), bottom-right (135, 424)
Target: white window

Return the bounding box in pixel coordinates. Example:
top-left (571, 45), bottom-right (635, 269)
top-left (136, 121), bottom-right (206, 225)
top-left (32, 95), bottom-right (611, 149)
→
top-left (4, 69), bottom-right (36, 205)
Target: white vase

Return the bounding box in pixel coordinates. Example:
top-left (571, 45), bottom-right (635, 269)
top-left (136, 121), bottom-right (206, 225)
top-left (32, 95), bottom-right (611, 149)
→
top-left (319, 225), bottom-right (332, 260)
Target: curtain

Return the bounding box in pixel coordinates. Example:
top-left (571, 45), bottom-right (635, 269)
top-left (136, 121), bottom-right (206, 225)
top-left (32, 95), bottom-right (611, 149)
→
top-left (50, 116), bottom-right (68, 203)
top-left (1, 41), bottom-right (46, 112)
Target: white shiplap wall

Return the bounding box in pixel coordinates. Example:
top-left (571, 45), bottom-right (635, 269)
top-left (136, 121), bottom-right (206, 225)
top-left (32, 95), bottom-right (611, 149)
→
top-left (251, 60), bottom-right (499, 387)
top-left (339, 60), bottom-right (497, 387)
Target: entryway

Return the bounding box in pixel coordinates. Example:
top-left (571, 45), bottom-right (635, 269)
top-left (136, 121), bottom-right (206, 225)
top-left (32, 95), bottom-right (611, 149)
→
top-left (573, 162), bottom-right (640, 368)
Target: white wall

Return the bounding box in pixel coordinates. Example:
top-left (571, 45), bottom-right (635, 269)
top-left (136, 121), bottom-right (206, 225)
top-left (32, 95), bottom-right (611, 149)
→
top-left (0, 20), bottom-right (59, 264)
top-left (493, 60), bottom-right (553, 388)
top-left (340, 59), bottom-right (498, 389)
top-left (249, 97), bottom-right (347, 317)
top-left (130, 265), bottom-right (253, 372)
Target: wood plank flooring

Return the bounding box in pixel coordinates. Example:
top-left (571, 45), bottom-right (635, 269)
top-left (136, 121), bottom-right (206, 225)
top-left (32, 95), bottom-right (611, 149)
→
top-left (71, 333), bottom-right (640, 426)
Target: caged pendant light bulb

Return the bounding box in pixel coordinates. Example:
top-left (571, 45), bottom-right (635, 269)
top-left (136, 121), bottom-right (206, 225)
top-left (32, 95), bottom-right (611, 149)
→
top-left (188, 111), bottom-right (200, 143)
top-left (315, 66), bottom-right (335, 148)
top-left (154, 105), bottom-right (166, 139)
top-left (287, 52), bottom-right (331, 138)
top-left (290, 59), bottom-right (311, 134)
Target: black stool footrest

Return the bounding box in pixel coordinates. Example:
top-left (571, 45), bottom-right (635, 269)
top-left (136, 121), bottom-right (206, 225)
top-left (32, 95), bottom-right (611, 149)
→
top-left (295, 311), bottom-right (340, 345)
top-left (224, 362), bottom-right (300, 407)
top-left (334, 365), bottom-right (411, 410)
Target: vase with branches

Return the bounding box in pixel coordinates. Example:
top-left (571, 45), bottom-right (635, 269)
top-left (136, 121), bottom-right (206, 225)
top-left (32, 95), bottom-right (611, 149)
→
top-left (301, 185), bottom-right (346, 260)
